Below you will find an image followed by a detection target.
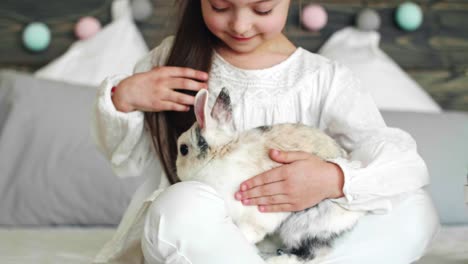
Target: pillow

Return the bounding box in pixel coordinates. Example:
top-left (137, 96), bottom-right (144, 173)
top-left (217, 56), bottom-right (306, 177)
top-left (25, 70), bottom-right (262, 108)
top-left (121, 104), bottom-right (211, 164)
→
top-left (34, 0), bottom-right (148, 86)
top-left (0, 70), bottom-right (147, 226)
top-left (319, 27), bottom-right (441, 113)
top-left (381, 110), bottom-right (468, 224)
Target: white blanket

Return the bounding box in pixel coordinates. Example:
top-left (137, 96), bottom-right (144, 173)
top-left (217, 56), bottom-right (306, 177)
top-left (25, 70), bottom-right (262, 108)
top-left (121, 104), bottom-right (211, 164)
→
top-left (0, 225), bottom-right (466, 264)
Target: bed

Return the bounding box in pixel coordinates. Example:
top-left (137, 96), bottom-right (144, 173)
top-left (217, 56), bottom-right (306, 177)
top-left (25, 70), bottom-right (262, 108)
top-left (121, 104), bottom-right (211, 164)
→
top-left (1, 0), bottom-right (467, 263)
top-left (0, 226), bottom-right (466, 264)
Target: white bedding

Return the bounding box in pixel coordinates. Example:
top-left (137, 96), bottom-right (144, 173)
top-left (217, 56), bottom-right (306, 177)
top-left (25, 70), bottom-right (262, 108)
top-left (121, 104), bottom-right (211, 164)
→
top-left (0, 227), bottom-right (114, 264)
top-left (0, 226), bottom-right (466, 263)
top-left (414, 225), bottom-right (468, 264)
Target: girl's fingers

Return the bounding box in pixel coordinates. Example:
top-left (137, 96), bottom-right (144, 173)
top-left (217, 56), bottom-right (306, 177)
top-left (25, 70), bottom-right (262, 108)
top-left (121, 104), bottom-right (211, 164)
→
top-left (157, 67), bottom-right (209, 81)
top-left (158, 101), bottom-right (190, 112)
top-left (241, 194), bottom-right (289, 206)
top-left (138, 86), bottom-right (194, 112)
top-left (239, 166), bottom-right (285, 192)
top-left (235, 180), bottom-right (286, 200)
top-left (166, 77), bottom-right (208, 91)
top-left (167, 90), bottom-right (196, 105)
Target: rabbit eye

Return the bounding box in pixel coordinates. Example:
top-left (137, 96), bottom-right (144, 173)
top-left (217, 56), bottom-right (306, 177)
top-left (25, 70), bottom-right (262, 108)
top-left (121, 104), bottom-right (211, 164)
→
top-left (180, 144), bottom-right (189, 156)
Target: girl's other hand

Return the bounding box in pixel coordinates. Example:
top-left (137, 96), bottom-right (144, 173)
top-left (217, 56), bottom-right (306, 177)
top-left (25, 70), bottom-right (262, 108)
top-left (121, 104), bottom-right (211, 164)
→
top-left (112, 66), bottom-right (209, 113)
top-left (234, 149), bottom-right (345, 213)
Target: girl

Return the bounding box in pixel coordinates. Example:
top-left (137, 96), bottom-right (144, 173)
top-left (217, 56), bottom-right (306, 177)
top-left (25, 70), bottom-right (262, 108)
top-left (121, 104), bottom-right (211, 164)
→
top-left (91, 0), bottom-right (439, 263)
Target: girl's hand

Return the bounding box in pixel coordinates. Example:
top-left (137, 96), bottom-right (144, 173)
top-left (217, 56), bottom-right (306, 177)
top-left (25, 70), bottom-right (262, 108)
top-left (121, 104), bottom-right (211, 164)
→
top-left (112, 66), bottom-right (209, 113)
top-left (234, 149), bottom-right (345, 213)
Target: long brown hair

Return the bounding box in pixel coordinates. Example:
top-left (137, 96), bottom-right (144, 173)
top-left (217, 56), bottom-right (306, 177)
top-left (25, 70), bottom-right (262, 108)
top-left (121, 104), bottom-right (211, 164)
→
top-left (145, 0), bottom-right (216, 184)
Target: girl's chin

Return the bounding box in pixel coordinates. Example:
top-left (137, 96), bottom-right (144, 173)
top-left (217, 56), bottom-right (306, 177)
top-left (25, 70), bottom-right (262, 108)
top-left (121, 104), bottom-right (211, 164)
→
top-left (225, 41), bottom-right (261, 54)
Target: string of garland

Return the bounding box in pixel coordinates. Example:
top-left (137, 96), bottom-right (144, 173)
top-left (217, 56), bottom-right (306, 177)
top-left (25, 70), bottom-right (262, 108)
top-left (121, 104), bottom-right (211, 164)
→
top-left (299, 1), bottom-right (423, 32)
top-left (2, 0), bottom-right (423, 53)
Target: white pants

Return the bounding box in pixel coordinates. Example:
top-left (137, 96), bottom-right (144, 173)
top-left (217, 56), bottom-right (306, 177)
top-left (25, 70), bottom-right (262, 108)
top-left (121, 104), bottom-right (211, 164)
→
top-left (141, 181), bottom-right (440, 264)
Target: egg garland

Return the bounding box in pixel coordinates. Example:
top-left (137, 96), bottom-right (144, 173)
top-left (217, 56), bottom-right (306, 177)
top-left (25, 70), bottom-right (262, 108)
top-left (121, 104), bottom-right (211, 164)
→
top-left (395, 1), bottom-right (423, 31)
top-left (301, 4), bottom-right (328, 32)
top-left (75, 16), bottom-right (102, 40)
top-left (356, 8), bottom-right (381, 31)
top-left (16, 0), bottom-right (151, 53)
top-left (18, 2), bottom-right (426, 54)
top-left (131, 0), bottom-right (154, 22)
top-left (22, 22), bottom-right (51, 52)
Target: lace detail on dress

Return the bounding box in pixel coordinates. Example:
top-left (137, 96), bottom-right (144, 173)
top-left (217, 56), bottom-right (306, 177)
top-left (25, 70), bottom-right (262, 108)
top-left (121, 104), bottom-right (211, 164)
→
top-left (208, 48), bottom-right (329, 107)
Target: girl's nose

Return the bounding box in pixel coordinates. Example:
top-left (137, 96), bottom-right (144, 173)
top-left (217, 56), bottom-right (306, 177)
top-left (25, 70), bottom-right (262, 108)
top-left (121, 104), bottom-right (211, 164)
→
top-left (229, 11), bottom-right (252, 36)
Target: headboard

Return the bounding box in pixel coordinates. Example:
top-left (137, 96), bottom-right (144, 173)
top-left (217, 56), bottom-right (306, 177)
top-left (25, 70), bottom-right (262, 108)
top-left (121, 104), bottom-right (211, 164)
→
top-left (1, 0), bottom-right (467, 111)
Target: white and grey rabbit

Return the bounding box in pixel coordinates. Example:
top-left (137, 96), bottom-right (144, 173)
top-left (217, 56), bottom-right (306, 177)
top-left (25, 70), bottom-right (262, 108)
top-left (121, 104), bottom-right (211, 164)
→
top-left (176, 88), bottom-right (365, 263)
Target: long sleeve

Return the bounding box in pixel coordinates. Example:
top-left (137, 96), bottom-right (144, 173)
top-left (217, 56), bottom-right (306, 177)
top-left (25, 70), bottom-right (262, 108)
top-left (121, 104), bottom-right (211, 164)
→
top-left (91, 37), bottom-right (175, 264)
top-left (319, 62), bottom-right (430, 213)
top-left (90, 36), bottom-right (174, 178)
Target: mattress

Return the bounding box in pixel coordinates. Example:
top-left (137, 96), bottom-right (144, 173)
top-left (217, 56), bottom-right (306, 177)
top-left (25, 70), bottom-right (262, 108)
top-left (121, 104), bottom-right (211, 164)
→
top-left (0, 225), bottom-right (466, 264)
top-left (413, 225), bottom-right (468, 264)
top-left (0, 227), bottom-right (114, 264)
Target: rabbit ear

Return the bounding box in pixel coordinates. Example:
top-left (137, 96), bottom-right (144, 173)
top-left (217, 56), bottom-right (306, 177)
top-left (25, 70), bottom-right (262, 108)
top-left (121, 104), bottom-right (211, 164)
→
top-left (194, 89), bottom-right (209, 130)
top-left (210, 87), bottom-right (234, 131)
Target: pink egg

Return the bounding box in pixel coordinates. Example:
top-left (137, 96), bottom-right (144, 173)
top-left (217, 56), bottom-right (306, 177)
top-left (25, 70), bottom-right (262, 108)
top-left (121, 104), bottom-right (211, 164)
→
top-left (75, 16), bottom-right (102, 40)
top-left (302, 4), bottom-right (328, 31)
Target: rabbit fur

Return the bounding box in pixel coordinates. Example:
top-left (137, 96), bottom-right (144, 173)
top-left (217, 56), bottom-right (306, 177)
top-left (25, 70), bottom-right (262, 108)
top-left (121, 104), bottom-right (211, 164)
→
top-left (176, 88), bottom-right (364, 263)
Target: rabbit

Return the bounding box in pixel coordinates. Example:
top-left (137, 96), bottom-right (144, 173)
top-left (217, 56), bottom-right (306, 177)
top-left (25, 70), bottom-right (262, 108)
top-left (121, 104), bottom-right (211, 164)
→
top-left (175, 87), bottom-right (365, 263)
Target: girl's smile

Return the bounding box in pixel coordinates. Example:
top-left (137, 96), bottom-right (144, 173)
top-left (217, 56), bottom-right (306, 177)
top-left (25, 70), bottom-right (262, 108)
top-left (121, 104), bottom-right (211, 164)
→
top-left (230, 34), bottom-right (255, 42)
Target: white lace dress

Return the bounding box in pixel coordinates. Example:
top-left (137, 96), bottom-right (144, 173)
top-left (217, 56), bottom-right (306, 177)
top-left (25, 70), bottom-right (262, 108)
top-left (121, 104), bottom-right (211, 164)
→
top-left (90, 36), bottom-right (430, 263)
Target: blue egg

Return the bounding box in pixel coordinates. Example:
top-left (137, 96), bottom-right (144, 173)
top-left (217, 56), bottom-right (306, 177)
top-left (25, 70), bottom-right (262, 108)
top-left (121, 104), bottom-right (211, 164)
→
top-left (22, 22), bottom-right (51, 52)
top-left (395, 2), bottom-right (423, 31)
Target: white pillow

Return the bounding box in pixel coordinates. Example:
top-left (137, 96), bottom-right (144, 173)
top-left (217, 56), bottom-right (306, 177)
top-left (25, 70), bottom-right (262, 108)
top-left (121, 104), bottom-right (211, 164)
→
top-left (34, 0), bottom-right (148, 86)
top-left (318, 27), bottom-right (441, 113)
top-left (0, 70), bottom-right (148, 226)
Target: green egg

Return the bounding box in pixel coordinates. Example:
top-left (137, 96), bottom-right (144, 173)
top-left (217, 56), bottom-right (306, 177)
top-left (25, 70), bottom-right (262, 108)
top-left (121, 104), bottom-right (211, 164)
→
top-left (395, 2), bottom-right (423, 31)
top-left (22, 22), bottom-right (51, 52)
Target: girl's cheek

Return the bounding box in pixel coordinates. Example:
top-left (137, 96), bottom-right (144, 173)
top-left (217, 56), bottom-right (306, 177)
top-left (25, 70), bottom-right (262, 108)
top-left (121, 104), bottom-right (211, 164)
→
top-left (203, 15), bottom-right (225, 35)
top-left (201, 2), bottom-right (224, 34)
top-left (258, 17), bottom-right (286, 35)
top-left (255, 9), bottom-right (288, 34)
